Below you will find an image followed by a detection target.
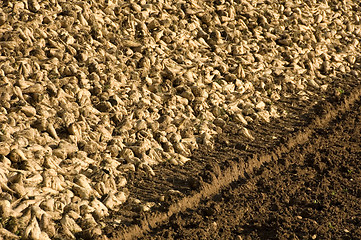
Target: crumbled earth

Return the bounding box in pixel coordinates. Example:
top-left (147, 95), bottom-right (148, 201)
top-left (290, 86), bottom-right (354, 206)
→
top-left (139, 100), bottom-right (361, 240)
top-left (100, 77), bottom-right (361, 240)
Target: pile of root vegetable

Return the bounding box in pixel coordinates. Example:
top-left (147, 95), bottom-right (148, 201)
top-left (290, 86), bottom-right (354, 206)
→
top-left (0, 0), bottom-right (360, 239)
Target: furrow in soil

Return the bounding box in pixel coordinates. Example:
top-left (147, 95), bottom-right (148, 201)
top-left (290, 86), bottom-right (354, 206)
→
top-left (101, 84), bottom-right (361, 239)
top-left (140, 93), bottom-right (361, 240)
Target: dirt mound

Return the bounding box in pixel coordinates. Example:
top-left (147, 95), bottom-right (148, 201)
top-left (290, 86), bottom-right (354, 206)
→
top-left (140, 99), bottom-right (361, 240)
top-left (99, 77), bottom-right (361, 239)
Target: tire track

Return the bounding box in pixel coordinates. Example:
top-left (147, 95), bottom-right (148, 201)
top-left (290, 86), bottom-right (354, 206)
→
top-left (103, 86), bottom-right (361, 240)
top-left (144, 97), bottom-right (361, 239)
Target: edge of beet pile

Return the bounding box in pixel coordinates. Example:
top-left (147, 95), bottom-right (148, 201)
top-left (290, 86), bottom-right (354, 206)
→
top-left (101, 86), bottom-right (361, 240)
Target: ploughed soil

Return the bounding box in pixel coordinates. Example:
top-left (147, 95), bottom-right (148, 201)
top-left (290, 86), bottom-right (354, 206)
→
top-left (100, 75), bottom-right (361, 240)
top-left (139, 99), bottom-right (361, 240)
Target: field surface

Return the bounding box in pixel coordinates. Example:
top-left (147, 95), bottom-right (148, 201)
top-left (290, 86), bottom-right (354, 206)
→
top-left (141, 97), bottom-right (361, 240)
top-left (101, 85), bottom-right (361, 240)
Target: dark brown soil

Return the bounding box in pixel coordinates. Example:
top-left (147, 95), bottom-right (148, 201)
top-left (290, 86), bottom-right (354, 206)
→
top-left (140, 100), bottom-right (361, 240)
top-left (99, 75), bottom-right (361, 240)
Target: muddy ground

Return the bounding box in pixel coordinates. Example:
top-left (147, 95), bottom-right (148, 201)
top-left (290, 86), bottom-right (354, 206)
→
top-left (139, 103), bottom-right (361, 239)
top-left (100, 75), bottom-right (361, 240)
